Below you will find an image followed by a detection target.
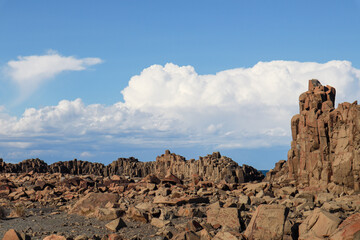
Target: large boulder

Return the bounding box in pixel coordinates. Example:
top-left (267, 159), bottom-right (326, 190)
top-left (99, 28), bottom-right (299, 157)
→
top-left (206, 201), bottom-right (242, 232)
top-left (68, 192), bottom-right (119, 217)
top-left (2, 229), bottom-right (22, 240)
top-left (244, 204), bottom-right (288, 240)
top-left (298, 208), bottom-right (341, 240)
top-left (330, 213), bottom-right (360, 240)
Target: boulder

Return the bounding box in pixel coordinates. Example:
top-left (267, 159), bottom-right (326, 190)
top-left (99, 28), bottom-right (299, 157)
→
top-left (126, 206), bottom-right (148, 223)
top-left (2, 229), bottom-right (22, 240)
top-left (329, 213), bottom-right (360, 240)
top-left (206, 202), bottom-right (241, 232)
top-left (43, 235), bottom-right (67, 240)
top-left (150, 218), bottom-right (170, 228)
top-left (108, 234), bottom-right (124, 240)
top-left (213, 231), bottom-right (241, 240)
top-left (173, 231), bottom-right (200, 240)
top-left (68, 192), bottom-right (119, 217)
top-left (105, 218), bottom-right (127, 232)
top-left (244, 204), bottom-right (288, 240)
top-left (298, 208), bottom-right (341, 239)
top-left (94, 207), bottom-right (122, 221)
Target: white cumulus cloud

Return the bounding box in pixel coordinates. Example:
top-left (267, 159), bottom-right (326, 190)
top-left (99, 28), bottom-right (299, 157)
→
top-left (0, 60), bottom-right (360, 164)
top-left (5, 50), bottom-right (103, 102)
top-left (120, 61), bottom-right (360, 148)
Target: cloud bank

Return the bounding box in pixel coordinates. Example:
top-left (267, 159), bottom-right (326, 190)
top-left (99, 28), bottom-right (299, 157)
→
top-left (5, 51), bottom-right (102, 102)
top-left (1, 60), bottom-right (360, 164)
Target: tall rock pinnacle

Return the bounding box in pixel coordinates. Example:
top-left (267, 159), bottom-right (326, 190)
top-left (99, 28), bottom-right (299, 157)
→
top-left (268, 80), bottom-right (360, 193)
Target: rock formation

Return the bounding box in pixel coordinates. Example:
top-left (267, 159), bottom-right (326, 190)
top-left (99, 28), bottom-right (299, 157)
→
top-left (0, 151), bottom-right (264, 184)
top-left (267, 79), bottom-right (360, 193)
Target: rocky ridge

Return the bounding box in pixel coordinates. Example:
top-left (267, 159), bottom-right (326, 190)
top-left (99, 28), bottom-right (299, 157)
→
top-left (0, 151), bottom-right (264, 184)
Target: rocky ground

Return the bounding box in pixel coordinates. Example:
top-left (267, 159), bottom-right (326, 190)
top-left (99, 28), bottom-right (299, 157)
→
top-left (1, 171), bottom-right (359, 240)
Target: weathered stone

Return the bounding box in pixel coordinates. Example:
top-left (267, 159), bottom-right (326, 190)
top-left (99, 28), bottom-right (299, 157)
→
top-left (150, 218), bottom-right (170, 228)
top-left (237, 194), bottom-right (250, 205)
top-left (108, 234), bottom-right (124, 240)
top-left (244, 204), bottom-right (288, 240)
top-left (126, 206), bottom-right (148, 223)
top-left (173, 231), bottom-right (200, 240)
top-left (185, 220), bottom-right (203, 232)
top-left (105, 218), bottom-right (127, 232)
top-left (329, 213), bottom-right (360, 240)
top-left (298, 208), bottom-right (341, 239)
top-left (315, 192), bottom-right (334, 204)
top-left (94, 207), bottom-right (122, 221)
top-left (206, 202), bottom-right (241, 231)
top-left (140, 174), bottom-right (161, 184)
top-left (73, 235), bottom-right (88, 240)
top-left (68, 192), bottom-right (119, 217)
top-left (213, 231), bottom-right (240, 240)
top-left (43, 235), bottom-right (67, 240)
top-left (135, 202), bottom-right (154, 212)
top-left (2, 229), bottom-right (22, 240)
top-left (198, 229), bottom-right (212, 240)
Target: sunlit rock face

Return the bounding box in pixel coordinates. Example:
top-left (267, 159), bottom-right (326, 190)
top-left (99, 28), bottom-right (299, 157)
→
top-left (268, 79), bottom-right (360, 193)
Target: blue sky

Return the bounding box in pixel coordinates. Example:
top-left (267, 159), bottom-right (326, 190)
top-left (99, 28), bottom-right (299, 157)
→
top-left (0, 0), bottom-right (360, 169)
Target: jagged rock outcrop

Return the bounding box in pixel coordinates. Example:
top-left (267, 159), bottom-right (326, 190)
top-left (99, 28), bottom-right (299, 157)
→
top-left (106, 157), bottom-right (151, 178)
top-left (0, 151), bottom-right (264, 184)
top-left (0, 158), bottom-right (48, 173)
top-left (153, 151), bottom-right (263, 183)
top-left (50, 159), bottom-right (106, 175)
top-left (267, 79), bottom-right (360, 193)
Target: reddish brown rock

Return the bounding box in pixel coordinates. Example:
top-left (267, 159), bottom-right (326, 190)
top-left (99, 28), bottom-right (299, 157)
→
top-left (43, 235), bottom-right (67, 240)
top-left (2, 229), bottom-right (22, 240)
top-left (161, 171), bottom-right (183, 185)
top-left (298, 208), bottom-right (341, 240)
top-left (213, 231), bottom-right (241, 240)
top-left (268, 80), bottom-right (360, 192)
top-left (244, 204), bottom-right (288, 240)
top-left (94, 207), bottom-right (122, 221)
top-left (126, 206), bottom-right (148, 223)
top-left (68, 192), bottom-right (119, 217)
top-left (105, 218), bottom-right (127, 232)
top-left (140, 174), bottom-right (161, 184)
top-left (329, 213), bottom-right (360, 240)
top-left (108, 234), bottom-right (124, 240)
top-left (206, 202), bottom-right (241, 232)
top-left (173, 231), bottom-right (200, 240)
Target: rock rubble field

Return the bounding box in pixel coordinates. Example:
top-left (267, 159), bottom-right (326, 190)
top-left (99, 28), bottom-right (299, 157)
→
top-left (1, 80), bottom-right (359, 240)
